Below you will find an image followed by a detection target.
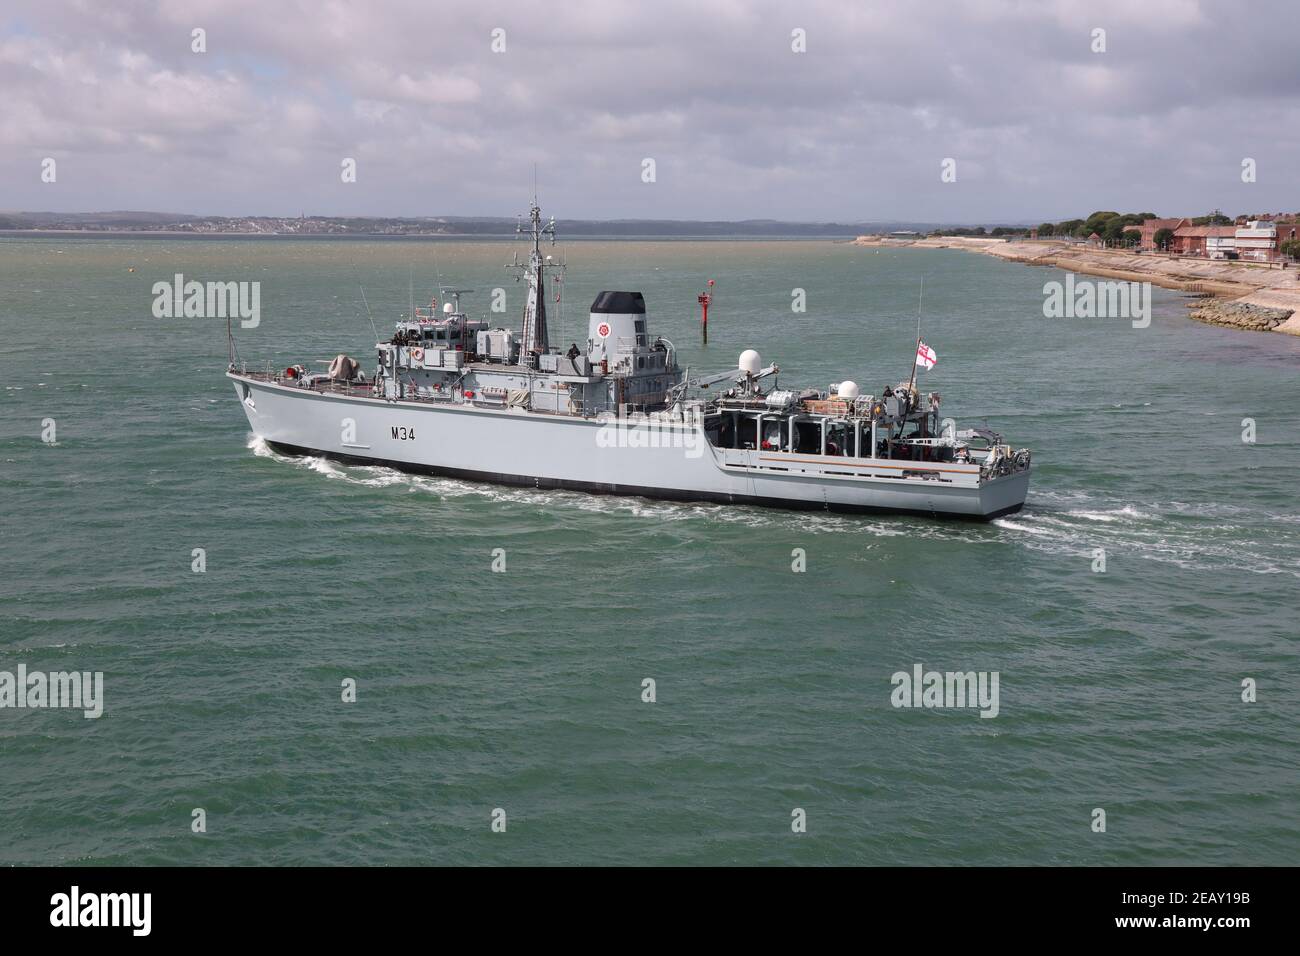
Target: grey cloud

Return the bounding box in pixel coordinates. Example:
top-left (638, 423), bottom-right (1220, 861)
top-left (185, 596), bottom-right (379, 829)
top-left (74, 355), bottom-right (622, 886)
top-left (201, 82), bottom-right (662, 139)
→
top-left (1, 0), bottom-right (1296, 222)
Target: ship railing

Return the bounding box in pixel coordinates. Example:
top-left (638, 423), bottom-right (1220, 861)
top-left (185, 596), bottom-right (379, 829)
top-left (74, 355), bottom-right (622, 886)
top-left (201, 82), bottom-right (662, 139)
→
top-left (235, 362), bottom-right (382, 398)
top-left (323, 378), bottom-right (379, 398)
top-left (233, 363), bottom-right (614, 417)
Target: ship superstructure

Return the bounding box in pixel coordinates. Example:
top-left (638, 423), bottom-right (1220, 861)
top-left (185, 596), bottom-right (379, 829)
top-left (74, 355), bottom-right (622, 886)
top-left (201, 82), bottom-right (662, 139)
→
top-left (228, 202), bottom-right (1031, 519)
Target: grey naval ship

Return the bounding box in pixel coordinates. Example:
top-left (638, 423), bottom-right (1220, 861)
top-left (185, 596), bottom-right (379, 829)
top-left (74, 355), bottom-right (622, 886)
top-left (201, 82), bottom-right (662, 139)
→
top-left (228, 202), bottom-right (1031, 519)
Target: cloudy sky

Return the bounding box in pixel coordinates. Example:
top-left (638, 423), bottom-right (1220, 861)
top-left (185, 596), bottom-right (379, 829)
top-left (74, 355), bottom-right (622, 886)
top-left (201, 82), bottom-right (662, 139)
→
top-left (2, 0), bottom-right (1296, 223)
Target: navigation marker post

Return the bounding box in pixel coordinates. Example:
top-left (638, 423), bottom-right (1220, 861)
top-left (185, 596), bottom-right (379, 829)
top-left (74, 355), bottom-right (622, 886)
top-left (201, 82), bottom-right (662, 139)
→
top-left (698, 279), bottom-right (714, 345)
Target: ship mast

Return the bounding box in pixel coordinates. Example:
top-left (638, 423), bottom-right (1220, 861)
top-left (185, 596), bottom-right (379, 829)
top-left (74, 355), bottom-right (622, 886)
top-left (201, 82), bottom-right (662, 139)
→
top-left (516, 199), bottom-right (556, 357)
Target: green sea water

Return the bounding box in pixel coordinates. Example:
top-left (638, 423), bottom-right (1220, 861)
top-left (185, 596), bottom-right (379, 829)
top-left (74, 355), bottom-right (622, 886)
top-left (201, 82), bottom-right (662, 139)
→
top-left (2, 237), bottom-right (1297, 866)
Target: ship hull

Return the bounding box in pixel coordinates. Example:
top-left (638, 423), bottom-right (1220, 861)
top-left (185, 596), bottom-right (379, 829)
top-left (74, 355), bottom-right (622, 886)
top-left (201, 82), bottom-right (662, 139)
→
top-left (231, 374), bottom-right (1029, 520)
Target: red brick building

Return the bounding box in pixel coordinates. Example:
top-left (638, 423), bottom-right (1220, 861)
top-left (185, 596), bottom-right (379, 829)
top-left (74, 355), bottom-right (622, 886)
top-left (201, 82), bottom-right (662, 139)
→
top-left (1172, 225), bottom-right (1236, 257)
top-left (1137, 217), bottom-right (1188, 251)
top-left (1272, 220), bottom-right (1300, 248)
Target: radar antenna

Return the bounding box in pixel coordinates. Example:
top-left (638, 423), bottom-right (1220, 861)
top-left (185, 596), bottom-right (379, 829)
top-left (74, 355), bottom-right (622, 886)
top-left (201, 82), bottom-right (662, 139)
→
top-left (440, 288), bottom-right (475, 314)
top-left (509, 194), bottom-right (558, 357)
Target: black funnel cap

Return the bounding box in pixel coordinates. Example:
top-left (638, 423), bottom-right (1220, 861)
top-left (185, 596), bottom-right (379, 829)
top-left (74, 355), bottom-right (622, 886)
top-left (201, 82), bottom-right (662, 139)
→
top-left (590, 291), bottom-right (646, 314)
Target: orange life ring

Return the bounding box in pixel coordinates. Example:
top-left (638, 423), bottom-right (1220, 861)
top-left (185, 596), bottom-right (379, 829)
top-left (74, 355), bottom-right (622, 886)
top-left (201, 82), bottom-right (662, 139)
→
top-left (411, 347), bottom-right (425, 362)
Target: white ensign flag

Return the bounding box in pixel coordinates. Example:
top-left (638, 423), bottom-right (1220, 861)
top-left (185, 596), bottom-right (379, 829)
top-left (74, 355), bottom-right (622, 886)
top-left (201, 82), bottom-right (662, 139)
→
top-left (916, 341), bottom-right (938, 370)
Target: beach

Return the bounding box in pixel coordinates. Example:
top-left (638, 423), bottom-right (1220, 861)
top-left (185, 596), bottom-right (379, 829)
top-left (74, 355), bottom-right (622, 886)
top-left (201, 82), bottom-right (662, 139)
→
top-left (852, 235), bottom-right (1300, 335)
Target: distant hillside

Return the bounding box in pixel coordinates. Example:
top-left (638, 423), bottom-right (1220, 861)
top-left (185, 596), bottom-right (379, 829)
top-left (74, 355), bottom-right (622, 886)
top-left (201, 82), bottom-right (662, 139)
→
top-left (0, 210), bottom-right (201, 228)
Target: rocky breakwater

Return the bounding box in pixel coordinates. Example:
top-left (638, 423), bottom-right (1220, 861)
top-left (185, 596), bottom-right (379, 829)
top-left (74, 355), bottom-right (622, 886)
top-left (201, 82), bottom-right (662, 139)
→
top-left (1186, 298), bottom-right (1296, 332)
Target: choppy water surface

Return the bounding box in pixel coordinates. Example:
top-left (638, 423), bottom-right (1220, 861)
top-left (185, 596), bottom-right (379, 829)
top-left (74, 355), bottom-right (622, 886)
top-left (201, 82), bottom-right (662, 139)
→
top-left (1, 237), bottom-right (1297, 865)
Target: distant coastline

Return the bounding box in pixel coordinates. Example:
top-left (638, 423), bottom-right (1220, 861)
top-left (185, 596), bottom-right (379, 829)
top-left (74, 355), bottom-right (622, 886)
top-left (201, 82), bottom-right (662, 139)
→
top-left (0, 211), bottom-right (947, 240)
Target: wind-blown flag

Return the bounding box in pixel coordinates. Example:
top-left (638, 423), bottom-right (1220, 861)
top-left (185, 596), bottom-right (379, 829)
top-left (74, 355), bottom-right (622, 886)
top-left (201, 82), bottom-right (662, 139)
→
top-left (915, 341), bottom-right (938, 371)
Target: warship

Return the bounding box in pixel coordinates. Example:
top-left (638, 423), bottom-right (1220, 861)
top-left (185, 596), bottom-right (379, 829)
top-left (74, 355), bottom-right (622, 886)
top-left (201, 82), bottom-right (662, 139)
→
top-left (227, 202), bottom-right (1031, 519)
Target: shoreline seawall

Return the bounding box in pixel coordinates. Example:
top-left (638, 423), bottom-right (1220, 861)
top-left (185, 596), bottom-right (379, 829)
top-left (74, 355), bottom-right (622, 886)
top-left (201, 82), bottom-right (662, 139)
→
top-left (852, 235), bottom-right (1300, 336)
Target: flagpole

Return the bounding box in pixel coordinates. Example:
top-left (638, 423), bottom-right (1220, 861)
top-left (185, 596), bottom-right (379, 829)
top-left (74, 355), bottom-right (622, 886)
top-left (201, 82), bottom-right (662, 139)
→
top-left (906, 277), bottom-right (923, 394)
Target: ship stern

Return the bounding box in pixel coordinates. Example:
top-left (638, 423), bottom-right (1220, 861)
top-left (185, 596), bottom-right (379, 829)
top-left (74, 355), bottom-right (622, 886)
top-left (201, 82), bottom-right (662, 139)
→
top-left (978, 469), bottom-right (1031, 519)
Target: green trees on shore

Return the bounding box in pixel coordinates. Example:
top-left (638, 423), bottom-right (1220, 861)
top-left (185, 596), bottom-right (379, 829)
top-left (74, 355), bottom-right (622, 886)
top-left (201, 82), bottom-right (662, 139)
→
top-left (1039, 209), bottom-right (1231, 243)
top-left (1038, 211), bottom-right (1152, 242)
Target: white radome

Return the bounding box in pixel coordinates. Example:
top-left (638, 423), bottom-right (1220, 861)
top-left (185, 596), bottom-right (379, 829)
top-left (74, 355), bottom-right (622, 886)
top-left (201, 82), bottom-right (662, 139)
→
top-left (739, 349), bottom-right (762, 375)
top-left (443, 302), bottom-right (454, 313)
top-left (838, 380), bottom-right (860, 400)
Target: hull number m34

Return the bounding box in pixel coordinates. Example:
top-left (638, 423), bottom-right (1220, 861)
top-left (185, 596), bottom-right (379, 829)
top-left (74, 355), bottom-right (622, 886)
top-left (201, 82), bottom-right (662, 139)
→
top-left (391, 426), bottom-right (416, 441)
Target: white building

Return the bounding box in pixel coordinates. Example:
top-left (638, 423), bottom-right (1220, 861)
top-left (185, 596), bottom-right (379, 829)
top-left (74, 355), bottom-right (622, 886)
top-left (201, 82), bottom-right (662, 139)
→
top-left (1206, 232), bottom-right (1236, 259)
top-left (1235, 221), bottom-right (1276, 261)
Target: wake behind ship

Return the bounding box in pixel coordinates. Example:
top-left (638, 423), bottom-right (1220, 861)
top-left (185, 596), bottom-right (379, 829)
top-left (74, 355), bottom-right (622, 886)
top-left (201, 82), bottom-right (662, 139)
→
top-left (228, 201), bottom-right (1031, 519)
